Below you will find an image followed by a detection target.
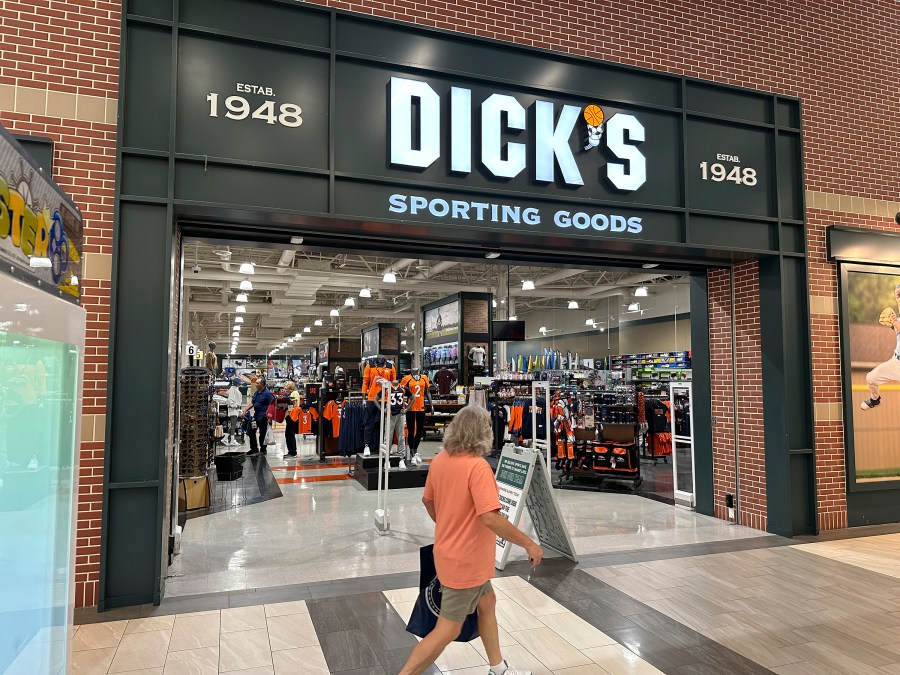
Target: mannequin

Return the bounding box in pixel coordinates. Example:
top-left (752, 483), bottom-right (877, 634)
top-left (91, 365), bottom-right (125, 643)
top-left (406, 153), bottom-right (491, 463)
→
top-left (377, 378), bottom-right (411, 468)
top-left (362, 355), bottom-right (397, 456)
top-left (204, 341), bottom-right (218, 373)
top-left (400, 367), bottom-right (431, 465)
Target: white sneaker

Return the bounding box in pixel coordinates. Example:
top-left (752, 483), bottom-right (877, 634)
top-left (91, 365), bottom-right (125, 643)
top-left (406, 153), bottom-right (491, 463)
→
top-left (363, 446), bottom-right (371, 457)
top-left (399, 459), bottom-right (407, 469)
top-left (411, 454), bottom-right (421, 466)
top-left (489, 662), bottom-right (532, 675)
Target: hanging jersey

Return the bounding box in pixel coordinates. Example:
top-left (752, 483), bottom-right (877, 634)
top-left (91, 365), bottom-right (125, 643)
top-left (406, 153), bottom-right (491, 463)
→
top-left (291, 407), bottom-right (319, 434)
top-left (388, 384), bottom-right (410, 415)
top-left (323, 400), bottom-right (343, 437)
top-left (364, 365), bottom-right (395, 401)
top-left (401, 375), bottom-right (430, 412)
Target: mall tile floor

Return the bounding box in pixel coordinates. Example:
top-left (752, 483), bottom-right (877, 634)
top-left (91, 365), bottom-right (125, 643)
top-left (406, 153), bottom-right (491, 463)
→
top-left (71, 528), bottom-right (900, 674)
top-left (165, 435), bottom-right (768, 598)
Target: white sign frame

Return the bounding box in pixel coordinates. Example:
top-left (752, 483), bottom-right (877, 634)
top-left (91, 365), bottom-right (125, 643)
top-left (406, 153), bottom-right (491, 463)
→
top-left (494, 446), bottom-right (577, 570)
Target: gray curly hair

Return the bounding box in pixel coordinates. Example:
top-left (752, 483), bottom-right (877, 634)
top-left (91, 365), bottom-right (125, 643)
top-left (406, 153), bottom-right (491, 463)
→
top-left (443, 404), bottom-right (493, 456)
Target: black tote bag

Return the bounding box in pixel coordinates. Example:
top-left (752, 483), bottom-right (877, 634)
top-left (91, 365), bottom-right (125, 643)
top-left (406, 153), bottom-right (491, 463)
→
top-left (405, 545), bottom-right (480, 642)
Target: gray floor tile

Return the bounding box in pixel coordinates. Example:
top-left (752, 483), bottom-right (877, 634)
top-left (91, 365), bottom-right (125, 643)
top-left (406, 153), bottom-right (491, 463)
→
top-left (319, 629), bottom-right (380, 672)
top-left (607, 626), bottom-right (700, 669)
top-left (308, 597), bottom-right (362, 634)
top-left (628, 610), bottom-right (709, 649)
top-left (566, 598), bottom-right (637, 632)
top-left (357, 609), bottom-right (418, 652)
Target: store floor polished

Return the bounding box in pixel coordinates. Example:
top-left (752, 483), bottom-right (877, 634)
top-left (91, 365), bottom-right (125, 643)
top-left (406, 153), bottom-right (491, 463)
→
top-left (166, 432), bottom-right (766, 598)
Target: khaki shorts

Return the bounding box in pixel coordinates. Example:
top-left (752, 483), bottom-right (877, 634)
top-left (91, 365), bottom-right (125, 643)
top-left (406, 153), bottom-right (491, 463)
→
top-left (440, 581), bottom-right (494, 622)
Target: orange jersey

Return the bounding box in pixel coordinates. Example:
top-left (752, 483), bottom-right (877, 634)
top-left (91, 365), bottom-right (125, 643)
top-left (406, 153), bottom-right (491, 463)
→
top-left (323, 400), bottom-right (342, 437)
top-left (400, 375), bottom-right (430, 412)
top-left (363, 364), bottom-right (395, 401)
top-left (290, 407), bottom-right (319, 434)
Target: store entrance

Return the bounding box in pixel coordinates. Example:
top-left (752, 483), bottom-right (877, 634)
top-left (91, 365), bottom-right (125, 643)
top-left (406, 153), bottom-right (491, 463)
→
top-left (164, 234), bottom-right (743, 599)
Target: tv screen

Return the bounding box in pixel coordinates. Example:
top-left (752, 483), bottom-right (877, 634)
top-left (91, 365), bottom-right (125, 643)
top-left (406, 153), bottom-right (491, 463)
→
top-left (492, 320), bottom-right (525, 341)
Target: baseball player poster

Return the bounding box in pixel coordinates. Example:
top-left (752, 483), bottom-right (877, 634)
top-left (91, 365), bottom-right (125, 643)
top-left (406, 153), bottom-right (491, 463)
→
top-left (847, 269), bottom-right (900, 483)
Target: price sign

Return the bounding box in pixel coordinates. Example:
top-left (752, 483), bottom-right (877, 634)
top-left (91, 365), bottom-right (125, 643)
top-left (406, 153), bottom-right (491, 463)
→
top-left (186, 344), bottom-right (196, 358)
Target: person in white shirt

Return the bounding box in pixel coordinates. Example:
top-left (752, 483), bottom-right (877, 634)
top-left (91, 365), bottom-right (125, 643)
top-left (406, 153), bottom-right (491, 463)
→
top-left (226, 379), bottom-right (243, 445)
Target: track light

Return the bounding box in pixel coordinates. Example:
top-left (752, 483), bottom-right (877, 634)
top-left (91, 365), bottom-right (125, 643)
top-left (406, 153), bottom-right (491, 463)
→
top-left (522, 280), bottom-right (535, 291)
top-left (635, 286), bottom-right (648, 297)
top-left (383, 271), bottom-right (397, 283)
top-left (359, 288), bottom-right (372, 298)
top-left (568, 300), bottom-right (579, 309)
top-left (236, 293), bottom-right (248, 303)
top-left (240, 278), bottom-right (253, 291)
top-left (239, 262), bottom-right (255, 275)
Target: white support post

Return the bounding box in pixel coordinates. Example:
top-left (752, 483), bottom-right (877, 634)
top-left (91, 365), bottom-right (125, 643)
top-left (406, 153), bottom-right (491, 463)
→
top-left (374, 378), bottom-right (392, 534)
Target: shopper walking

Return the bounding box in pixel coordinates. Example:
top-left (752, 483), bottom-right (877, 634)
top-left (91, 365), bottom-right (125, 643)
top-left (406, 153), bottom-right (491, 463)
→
top-left (226, 378), bottom-right (243, 446)
top-left (243, 377), bottom-right (274, 455)
top-left (399, 405), bottom-right (543, 675)
top-left (283, 380), bottom-right (302, 459)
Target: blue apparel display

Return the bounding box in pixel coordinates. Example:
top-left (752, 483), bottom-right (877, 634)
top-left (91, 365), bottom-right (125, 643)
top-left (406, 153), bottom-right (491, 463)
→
top-left (338, 401), bottom-right (367, 456)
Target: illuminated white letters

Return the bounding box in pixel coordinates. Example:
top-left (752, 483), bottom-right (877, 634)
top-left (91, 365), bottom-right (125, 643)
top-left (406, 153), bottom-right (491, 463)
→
top-left (534, 101), bottom-right (583, 185)
top-left (605, 114), bottom-right (646, 191)
top-left (390, 77), bottom-right (440, 168)
top-left (387, 77), bottom-right (648, 192)
top-left (481, 94), bottom-right (526, 179)
top-left (450, 87), bottom-right (472, 173)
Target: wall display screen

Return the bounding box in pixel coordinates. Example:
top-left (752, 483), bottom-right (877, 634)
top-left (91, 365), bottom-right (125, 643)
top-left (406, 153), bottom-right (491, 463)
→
top-left (362, 328), bottom-right (379, 357)
top-left (843, 267), bottom-right (900, 486)
top-left (425, 301), bottom-right (459, 341)
top-left (319, 340), bottom-right (329, 363)
top-left (493, 320), bottom-right (526, 342)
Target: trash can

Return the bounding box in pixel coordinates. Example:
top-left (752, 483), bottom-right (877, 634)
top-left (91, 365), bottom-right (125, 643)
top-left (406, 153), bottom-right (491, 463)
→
top-left (214, 452), bottom-right (246, 482)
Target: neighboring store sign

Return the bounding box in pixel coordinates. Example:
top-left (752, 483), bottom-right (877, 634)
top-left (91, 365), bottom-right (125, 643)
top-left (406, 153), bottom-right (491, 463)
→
top-left (495, 447), bottom-right (577, 570)
top-left (0, 124), bottom-right (82, 302)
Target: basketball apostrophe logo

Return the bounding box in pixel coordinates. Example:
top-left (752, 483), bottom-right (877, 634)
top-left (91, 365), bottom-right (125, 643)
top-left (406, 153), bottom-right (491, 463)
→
top-left (583, 104), bottom-right (605, 151)
top-left (388, 77), bottom-right (647, 192)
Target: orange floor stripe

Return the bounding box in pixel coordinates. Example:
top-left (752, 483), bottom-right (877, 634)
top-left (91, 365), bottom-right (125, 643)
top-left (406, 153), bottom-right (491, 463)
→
top-left (271, 462), bottom-right (350, 471)
top-left (276, 474), bottom-right (352, 484)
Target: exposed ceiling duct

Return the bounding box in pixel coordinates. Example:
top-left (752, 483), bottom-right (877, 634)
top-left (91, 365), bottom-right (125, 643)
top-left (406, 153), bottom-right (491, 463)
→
top-left (275, 249), bottom-right (296, 274)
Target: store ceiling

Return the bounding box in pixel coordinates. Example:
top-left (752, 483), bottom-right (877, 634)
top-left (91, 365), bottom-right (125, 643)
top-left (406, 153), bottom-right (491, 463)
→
top-left (182, 241), bottom-right (683, 353)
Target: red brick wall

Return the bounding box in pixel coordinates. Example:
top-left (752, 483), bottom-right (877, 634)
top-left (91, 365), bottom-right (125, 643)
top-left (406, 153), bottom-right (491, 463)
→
top-left (0, 1), bottom-right (120, 608)
top-left (708, 263), bottom-right (766, 530)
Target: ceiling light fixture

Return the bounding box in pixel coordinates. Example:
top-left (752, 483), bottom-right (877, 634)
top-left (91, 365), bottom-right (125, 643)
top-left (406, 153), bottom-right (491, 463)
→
top-left (586, 318), bottom-right (595, 326)
top-left (290, 236), bottom-right (304, 245)
top-left (642, 263), bottom-right (659, 269)
top-left (344, 297), bottom-right (356, 307)
top-left (234, 316), bottom-right (244, 324)
top-left (492, 299), bottom-right (498, 308)
top-left (383, 271), bottom-right (397, 283)
top-left (522, 280), bottom-right (535, 291)
top-left (628, 302), bottom-right (640, 312)
top-left (411, 322), bottom-right (415, 330)
top-left (236, 305), bottom-right (246, 313)
top-left (70, 275), bottom-right (79, 286)
top-left (400, 340), bottom-right (407, 346)
top-left (330, 309), bottom-right (340, 317)
top-left (239, 278), bottom-right (253, 291)
top-left (236, 293), bottom-right (249, 303)
top-left (485, 252), bottom-right (501, 259)
top-left (287, 337), bottom-right (295, 343)
top-left (539, 326), bottom-right (548, 334)
top-left (509, 315), bottom-right (517, 321)
top-left (314, 319), bottom-right (323, 326)
top-left (304, 326), bottom-right (311, 333)
top-left (359, 288), bottom-right (372, 298)
top-left (239, 262), bottom-right (255, 275)
top-left (567, 300), bottom-right (579, 310)
top-left (635, 286), bottom-right (648, 297)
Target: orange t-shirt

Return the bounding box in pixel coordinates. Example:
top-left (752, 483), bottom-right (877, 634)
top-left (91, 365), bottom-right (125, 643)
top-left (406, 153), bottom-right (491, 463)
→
top-left (423, 451), bottom-right (501, 589)
top-left (323, 400), bottom-right (342, 437)
top-left (290, 407), bottom-right (319, 434)
top-left (364, 365), bottom-right (395, 401)
top-left (401, 375), bottom-right (430, 412)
